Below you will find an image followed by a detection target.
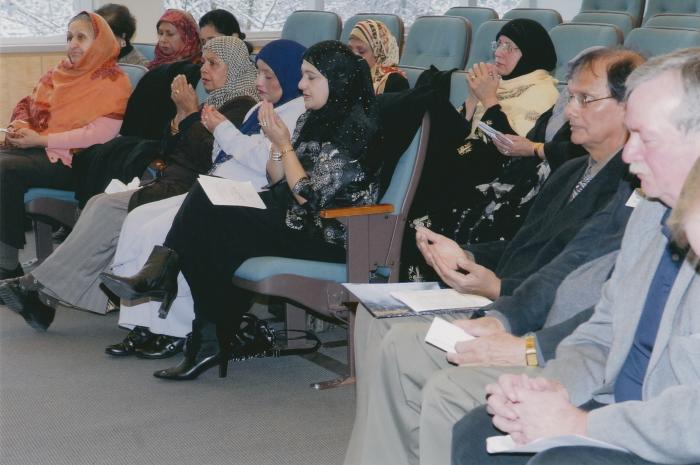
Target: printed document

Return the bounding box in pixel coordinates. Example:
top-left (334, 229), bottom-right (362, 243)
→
top-left (198, 175), bottom-right (266, 208)
top-left (391, 288), bottom-right (492, 312)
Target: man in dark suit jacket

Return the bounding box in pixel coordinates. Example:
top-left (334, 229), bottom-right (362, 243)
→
top-left (343, 48), bottom-right (646, 465)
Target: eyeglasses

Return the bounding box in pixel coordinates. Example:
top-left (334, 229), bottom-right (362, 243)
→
top-left (490, 41), bottom-right (520, 53)
top-left (567, 93), bottom-right (616, 108)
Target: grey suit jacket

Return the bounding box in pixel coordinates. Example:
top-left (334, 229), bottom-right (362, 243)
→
top-left (543, 198), bottom-right (700, 464)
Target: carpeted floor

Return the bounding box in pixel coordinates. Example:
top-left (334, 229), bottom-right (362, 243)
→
top-left (0, 239), bottom-right (356, 465)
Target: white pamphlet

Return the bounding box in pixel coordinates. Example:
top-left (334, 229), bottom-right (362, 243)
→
top-left (424, 316), bottom-right (475, 353)
top-left (198, 175), bottom-right (266, 208)
top-left (391, 288), bottom-right (492, 312)
top-left (104, 176), bottom-right (141, 194)
top-left (486, 434), bottom-right (627, 455)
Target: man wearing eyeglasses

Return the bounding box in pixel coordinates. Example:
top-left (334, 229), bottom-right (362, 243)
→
top-left (344, 48), bottom-right (646, 465)
top-left (452, 47), bottom-right (700, 465)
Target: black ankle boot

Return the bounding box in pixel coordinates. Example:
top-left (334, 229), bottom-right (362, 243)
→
top-left (0, 278), bottom-right (55, 331)
top-left (153, 319), bottom-right (233, 381)
top-left (99, 245), bottom-right (179, 318)
top-left (105, 326), bottom-right (154, 356)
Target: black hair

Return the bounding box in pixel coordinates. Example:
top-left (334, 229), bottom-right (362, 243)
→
top-left (568, 47), bottom-right (646, 102)
top-left (198, 9), bottom-right (246, 40)
top-left (94, 3), bottom-right (136, 44)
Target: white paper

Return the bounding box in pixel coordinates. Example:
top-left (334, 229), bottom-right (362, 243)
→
top-left (486, 434), bottom-right (627, 455)
top-left (104, 177), bottom-right (141, 194)
top-left (424, 316), bottom-right (475, 352)
top-left (391, 288), bottom-right (492, 312)
top-left (198, 175), bottom-right (266, 208)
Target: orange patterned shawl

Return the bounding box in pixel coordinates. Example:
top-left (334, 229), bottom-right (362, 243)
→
top-left (148, 9), bottom-right (202, 70)
top-left (10, 12), bottom-right (131, 135)
top-left (349, 19), bottom-right (406, 95)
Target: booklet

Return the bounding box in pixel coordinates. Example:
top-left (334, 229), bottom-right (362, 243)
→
top-left (198, 175), bottom-right (266, 208)
top-left (486, 434), bottom-right (627, 455)
top-left (391, 288), bottom-right (492, 313)
top-left (343, 282), bottom-right (486, 319)
top-left (424, 316), bottom-right (474, 352)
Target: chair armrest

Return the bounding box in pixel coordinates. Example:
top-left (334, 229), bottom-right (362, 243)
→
top-left (320, 204), bottom-right (394, 219)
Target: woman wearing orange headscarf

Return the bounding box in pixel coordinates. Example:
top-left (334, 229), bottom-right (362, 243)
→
top-left (348, 19), bottom-right (408, 94)
top-left (148, 9), bottom-right (202, 69)
top-left (0, 11), bottom-right (131, 279)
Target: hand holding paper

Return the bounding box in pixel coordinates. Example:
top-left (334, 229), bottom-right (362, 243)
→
top-left (424, 317), bottom-right (475, 353)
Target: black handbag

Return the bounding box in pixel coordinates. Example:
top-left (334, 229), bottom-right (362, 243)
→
top-left (231, 313), bottom-right (321, 361)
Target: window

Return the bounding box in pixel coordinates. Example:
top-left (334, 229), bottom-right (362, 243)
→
top-left (0, 0), bottom-right (93, 39)
top-left (165, 0), bottom-right (523, 30)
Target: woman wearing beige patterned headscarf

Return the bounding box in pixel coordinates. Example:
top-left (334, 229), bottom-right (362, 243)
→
top-left (348, 19), bottom-right (408, 94)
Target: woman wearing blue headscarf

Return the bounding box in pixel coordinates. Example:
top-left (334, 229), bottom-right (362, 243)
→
top-left (103, 39), bottom-right (309, 358)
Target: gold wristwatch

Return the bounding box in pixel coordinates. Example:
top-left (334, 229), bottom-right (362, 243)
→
top-left (525, 333), bottom-right (539, 367)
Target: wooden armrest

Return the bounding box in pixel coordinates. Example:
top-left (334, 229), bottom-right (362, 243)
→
top-left (320, 204), bottom-right (394, 219)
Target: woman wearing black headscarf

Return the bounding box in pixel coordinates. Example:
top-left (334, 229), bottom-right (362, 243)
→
top-left (403, 18), bottom-right (560, 280)
top-left (100, 41), bottom-right (380, 380)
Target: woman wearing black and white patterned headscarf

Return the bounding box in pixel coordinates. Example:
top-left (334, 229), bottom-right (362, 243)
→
top-left (200, 35), bottom-right (257, 109)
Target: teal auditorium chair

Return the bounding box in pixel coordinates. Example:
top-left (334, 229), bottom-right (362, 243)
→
top-left (398, 65), bottom-right (427, 88)
top-left (466, 19), bottom-right (508, 69)
top-left (444, 6), bottom-right (498, 37)
top-left (578, 0), bottom-right (645, 27)
top-left (549, 23), bottom-right (624, 82)
top-left (233, 114), bottom-right (431, 388)
top-left (281, 10), bottom-right (342, 48)
top-left (571, 11), bottom-right (635, 38)
top-left (340, 13), bottom-right (404, 51)
top-left (502, 8), bottom-right (562, 30)
top-left (24, 63), bottom-right (149, 264)
top-left (624, 26), bottom-right (700, 56)
top-left (643, 0), bottom-right (700, 25)
top-left (400, 15), bottom-right (471, 70)
top-left (645, 13), bottom-right (700, 29)
top-left (133, 42), bottom-right (155, 61)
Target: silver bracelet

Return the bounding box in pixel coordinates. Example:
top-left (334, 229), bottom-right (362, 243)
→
top-left (269, 148), bottom-right (282, 162)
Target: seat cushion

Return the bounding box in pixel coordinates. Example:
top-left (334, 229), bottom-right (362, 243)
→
top-left (24, 188), bottom-right (77, 205)
top-left (234, 256), bottom-right (347, 283)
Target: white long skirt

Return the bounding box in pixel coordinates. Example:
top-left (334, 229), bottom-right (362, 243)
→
top-left (111, 194), bottom-right (194, 337)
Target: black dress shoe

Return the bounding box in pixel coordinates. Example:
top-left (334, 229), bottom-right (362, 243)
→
top-left (0, 280), bottom-right (55, 331)
top-left (135, 335), bottom-right (185, 359)
top-left (105, 326), bottom-right (154, 356)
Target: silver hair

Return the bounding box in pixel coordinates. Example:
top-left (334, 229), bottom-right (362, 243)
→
top-left (625, 47), bottom-right (700, 135)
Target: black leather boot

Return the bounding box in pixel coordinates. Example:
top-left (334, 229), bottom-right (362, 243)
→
top-left (153, 318), bottom-right (233, 381)
top-left (0, 278), bottom-right (55, 331)
top-left (105, 326), bottom-right (154, 356)
top-left (99, 245), bottom-right (179, 318)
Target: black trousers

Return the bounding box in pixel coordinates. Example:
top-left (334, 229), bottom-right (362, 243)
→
top-left (0, 148), bottom-right (74, 248)
top-left (451, 404), bottom-right (692, 465)
top-left (164, 183), bottom-right (345, 327)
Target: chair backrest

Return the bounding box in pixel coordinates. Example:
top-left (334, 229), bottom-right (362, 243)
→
top-left (624, 26), bottom-right (700, 56)
top-left (645, 13), bottom-right (700, 29)
top-left (398, 65), bottom-right (426, 88)
top-left (549, 23), bottom-right (624, 82)
top-left (381, 113), bottom-right (431, 222)
top-left (133, 42), bottom-right (155, 61)
top-left (340, 13), bottom-right (405, 51)
top-left (466, 19), bottom-right (508, 69)
top-left (400, 15), bottom-right (471, 70)
top-left (444, 6), bottom-right (498, 37)
top-left (643, 0), bottom-right (700, 25)
top-left (572, 11), bottom-right (635, 37)
top-left (502, 8), bottom-right (562, 30)
top-left (579, 0), bottom-right (646, 26)
top-left (449, 70), bottom-right (469, 109)
top-left (118, 63), bottom-right (148, 89)
top-left (281, 10), bottom-right (342, 48)
top-left (196, 79), bottom-right (208, 104)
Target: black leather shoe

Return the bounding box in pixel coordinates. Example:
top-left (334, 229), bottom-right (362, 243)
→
top-left (105, 326), bottom-right (154, 356)
top-left (0, 280), bottom-right (55, 331)
top-left (100, 245), bottom-right (179, 319)
top-left (135, 335), bottom-right (185, 359)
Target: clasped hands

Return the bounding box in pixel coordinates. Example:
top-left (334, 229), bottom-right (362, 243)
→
top-left (4, 120), bottom-right (47, 148)
top-left (485, 373), bottom-right (587, 445)
top-left (170, 74), bottom-right (199, 117)
top-left (466, 62), bottom-right (500, 109)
